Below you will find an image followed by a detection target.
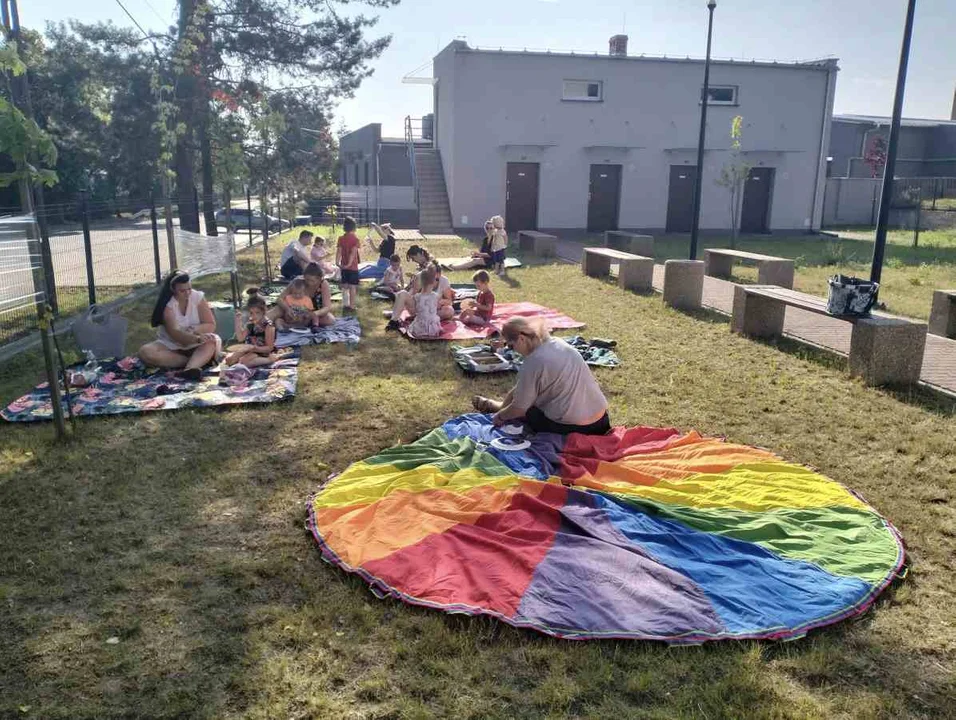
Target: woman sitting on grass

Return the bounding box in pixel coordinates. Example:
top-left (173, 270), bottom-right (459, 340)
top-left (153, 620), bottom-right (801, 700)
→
top-left (267, 263), bottom-right (335, 329)
top-left (446, 219), bottom-right (494, 271)
top-left (138, 270), bottom-right (220, 380)
top-left (360, 222), bottom-right (398, 280)
top-left (472, 317), bottom-right (610, 435)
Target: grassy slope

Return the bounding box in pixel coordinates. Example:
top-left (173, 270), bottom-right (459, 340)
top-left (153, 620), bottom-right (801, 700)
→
top-left (0, 237), bottom-right (954, 719)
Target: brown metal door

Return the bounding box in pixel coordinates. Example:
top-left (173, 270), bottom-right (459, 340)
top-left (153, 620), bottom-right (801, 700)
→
top-left (666, 165), bottom-right (697, 233)
top-left (506, 163), bottom-right (540, 232)
top-left (740, 167), bottom-right (775, 233)
top-left (586, 164), bottom-right (622, 232)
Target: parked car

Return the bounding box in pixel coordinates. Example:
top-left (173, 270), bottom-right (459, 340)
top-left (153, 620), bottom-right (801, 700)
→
top-left (214, 208), bottom-right (290, 233)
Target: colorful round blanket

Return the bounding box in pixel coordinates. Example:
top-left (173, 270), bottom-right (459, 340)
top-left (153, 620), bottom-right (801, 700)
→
top-left (307, 414), bottom-right (905, 643)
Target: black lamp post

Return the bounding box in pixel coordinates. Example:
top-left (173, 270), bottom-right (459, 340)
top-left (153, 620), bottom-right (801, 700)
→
top-left (689, 0), bottom-right (717, 260)
top-left (870, 0), bottom-right (917, 284)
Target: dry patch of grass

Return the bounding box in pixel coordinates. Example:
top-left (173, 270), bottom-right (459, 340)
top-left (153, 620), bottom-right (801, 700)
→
top-left (0, 238), bottom-right (954, 719)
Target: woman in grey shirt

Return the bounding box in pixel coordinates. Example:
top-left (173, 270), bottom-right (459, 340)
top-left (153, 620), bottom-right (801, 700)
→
top-left (473, 317), bottom-right (610, 435)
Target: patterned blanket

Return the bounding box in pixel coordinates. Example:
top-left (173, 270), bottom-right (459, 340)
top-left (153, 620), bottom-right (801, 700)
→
top-left (452, 337), bottom-right (619, 374)
top-left (274, 317), bottom-right (362, 348)
top-left (2, 354), bottom-right (298, 423)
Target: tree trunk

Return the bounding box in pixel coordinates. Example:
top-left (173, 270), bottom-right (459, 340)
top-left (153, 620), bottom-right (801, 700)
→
top-left (173, 0), bottom-right (200, 233)
top-left (200, 116), bottom-right (217, 236)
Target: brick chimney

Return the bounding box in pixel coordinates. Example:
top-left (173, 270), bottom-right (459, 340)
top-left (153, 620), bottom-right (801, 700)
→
top-left (609, 35), bottom-right (628, 57)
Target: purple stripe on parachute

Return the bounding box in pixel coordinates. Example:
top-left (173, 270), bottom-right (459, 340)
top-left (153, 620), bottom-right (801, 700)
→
top-left (515, 490), bottom-right (726, 639)
top-left (591, 493), bottom-right (873, 637)
top-left (442, 414), bottom-right (564, 480)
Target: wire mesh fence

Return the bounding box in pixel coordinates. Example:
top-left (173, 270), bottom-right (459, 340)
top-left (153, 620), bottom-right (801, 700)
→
top-left (0, 189), bottom-right (377, 354)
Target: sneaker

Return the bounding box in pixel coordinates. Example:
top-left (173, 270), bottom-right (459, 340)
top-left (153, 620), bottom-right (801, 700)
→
top-left (385, 320), bottom-right (400, 331)
top-left (382, 310), bottom-right (393, 318)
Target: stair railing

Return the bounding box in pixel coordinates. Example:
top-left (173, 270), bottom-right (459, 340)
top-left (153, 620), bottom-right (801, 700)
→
top-left (404, 116), bottom-right (422, 211)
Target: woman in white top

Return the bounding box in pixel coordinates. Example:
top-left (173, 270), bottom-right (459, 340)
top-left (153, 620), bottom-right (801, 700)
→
top-left (138, 270), bottom-right (221, 380)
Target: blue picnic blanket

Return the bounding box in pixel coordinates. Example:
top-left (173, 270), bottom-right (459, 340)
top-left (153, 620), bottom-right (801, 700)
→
top-left (275, 317), bottom-right (362, 347)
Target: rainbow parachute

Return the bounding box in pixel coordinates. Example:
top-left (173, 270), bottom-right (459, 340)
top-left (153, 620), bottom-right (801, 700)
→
top-left (308, 415), bottom-right (904, 643)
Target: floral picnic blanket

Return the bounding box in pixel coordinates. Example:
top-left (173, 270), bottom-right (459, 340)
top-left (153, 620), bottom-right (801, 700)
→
top-left (1, 354), bottom-right (299, 423)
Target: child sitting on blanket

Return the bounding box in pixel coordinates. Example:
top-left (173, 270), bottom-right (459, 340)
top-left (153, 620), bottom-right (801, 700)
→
top-left (406, 267), bottom-right (442, 338)
top-left (459, 269), bottom-right (495, 327)
top-left (309, 236), bottom-right (339, 280)
top-left (275, 278), bottom-right (317, 331)
top-left (382, 254), bottom-right (404, 292)
top-left (225, 294), bottom-right (278, 368)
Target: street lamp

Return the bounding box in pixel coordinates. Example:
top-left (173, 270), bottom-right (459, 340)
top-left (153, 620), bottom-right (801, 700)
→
top-left (689, 0), bottom-right (717, 260)
top-left (870, 0), bottom-right (917, 284)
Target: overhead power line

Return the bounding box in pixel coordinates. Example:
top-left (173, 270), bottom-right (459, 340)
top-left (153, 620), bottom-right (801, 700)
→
top-left (113, 0), bottom-right (151, 40)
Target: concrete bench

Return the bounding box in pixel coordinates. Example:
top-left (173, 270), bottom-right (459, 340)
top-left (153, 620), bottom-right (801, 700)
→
top-left (928, 289), bottom-right (956, 338)
top-left (582, 247), bottom-right (654, 292)
top-left (731, 285), bottom-right (926, 386)
top-left (662, 260), bottom-right (705, 310)
top-left (604, 231), bottom-right (654, 257)
top-left (704, 248), bottom-right (794, 289)
top-left (517, 230), bottom-right (557, 258)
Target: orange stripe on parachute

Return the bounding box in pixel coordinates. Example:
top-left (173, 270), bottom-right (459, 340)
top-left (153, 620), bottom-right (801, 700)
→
top-left (314, 479), bottom-right (554, 567)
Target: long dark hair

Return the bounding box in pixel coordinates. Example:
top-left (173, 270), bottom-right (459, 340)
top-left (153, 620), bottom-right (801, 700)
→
top-left (151, 270), bottom-right (190, 327)
top-left (406, 244), bottom-right (432, 266)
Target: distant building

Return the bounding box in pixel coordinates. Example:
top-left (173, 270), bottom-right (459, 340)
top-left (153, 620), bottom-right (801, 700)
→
top-left (829, 114), bottom-right (956, 179)
top-left (337, 120), bottom-right (433, 227)
top-left (417, 38), bottom-right (838, 233)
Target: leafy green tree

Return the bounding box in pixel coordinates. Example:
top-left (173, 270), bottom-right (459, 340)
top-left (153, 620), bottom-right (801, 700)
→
top-left (170, 0), bottom-right (398, 232)
top-left (0, 39), bottom-right (57, 205)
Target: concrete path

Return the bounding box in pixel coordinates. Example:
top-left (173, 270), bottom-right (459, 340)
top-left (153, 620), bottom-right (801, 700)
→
top-left (555, 237), bottom-right (956, 398)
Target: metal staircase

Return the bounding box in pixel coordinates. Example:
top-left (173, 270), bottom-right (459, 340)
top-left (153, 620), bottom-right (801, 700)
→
top-left (405, 116), bottom-right (453, 234)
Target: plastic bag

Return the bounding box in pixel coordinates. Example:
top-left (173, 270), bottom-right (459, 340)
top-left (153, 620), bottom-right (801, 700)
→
top-left (826, 275), bottom-right (879, 317)
top-left (72, 305), bottom-right (129, 359)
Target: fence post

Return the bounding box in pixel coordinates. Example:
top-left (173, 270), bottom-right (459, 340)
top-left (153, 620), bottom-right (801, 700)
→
top-left (193, 185), bottom-right (200, 232)
top-left (262, 206), bottom-right (272, 282)
top-left (79, 192), bottom-right (96, 306)
top-left (32, 189), bottom-right (58, 314)
top-left (913, 185), bottom-right (922, 248)
top-left (246, 187), bottom-right (253, 247)
top-left (150, 194), bottom-right (162, 284)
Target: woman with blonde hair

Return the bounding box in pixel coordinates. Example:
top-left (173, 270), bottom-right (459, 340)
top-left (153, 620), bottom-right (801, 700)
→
top-left (472, 317), bottom-right (610, 435)
top-left (489, 214), bottom-right (508, 276)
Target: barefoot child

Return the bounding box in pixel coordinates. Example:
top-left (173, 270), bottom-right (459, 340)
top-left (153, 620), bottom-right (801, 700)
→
top-left (459, 269), bottom-right (495, 326)
top-left (382, 254), bottom-right (404, 292)
top-left (406, 267), bottom-right (442, 339)
top-left (226, 294), bottom-right (278, 368)
top-left (274, 278), bottom-right (316, 330)
top-left (336, 216), bottom-right (361, 311)
top-left (490, 215), bottom-right (508, 276)
top-left (310, 235), bottom-right (339, 280)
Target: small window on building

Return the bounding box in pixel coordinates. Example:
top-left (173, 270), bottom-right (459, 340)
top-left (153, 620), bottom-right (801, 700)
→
top-left (701, 85), bottom-right (738, 105)
top-left (364, 161), bottom-right (369, 186)
top-left (563, 80), bottom-right (603, 102)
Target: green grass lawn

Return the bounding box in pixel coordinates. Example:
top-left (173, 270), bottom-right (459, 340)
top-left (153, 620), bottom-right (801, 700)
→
top-left (1, 237), bottom-right (955, 719)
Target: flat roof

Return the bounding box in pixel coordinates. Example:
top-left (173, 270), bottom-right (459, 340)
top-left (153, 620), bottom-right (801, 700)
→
top-left (834, 113), bottom-right (956, 128)
top-left (443, 41), bottom-right (838, 72)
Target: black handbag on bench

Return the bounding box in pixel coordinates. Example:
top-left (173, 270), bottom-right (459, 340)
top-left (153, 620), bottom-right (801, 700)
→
top-left (826, 275), bottom-right (879, 317)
